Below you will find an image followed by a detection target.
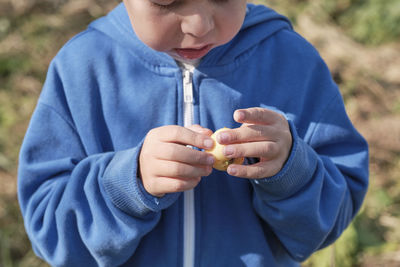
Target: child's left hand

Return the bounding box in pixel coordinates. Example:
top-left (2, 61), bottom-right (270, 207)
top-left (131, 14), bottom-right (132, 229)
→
top-left (216, 107), bottom-right (293, 179)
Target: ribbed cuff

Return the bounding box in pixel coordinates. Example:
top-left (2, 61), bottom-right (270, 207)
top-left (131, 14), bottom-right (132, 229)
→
top-left (102, 143), bottom-right (180, 217)
top-left (250, 120), bottom-right (318, 201)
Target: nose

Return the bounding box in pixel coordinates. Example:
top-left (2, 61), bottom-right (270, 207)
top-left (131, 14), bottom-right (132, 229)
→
top-left (181, 7), bottom-right (214, 38)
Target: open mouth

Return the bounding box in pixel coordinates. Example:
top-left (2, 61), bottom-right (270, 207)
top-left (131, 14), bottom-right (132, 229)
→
top-left (174, 45), bottom-right (212, 60)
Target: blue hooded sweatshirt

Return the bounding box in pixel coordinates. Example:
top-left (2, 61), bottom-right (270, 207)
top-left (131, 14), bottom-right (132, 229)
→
top-left (18, 3), bottom-right (369, 267)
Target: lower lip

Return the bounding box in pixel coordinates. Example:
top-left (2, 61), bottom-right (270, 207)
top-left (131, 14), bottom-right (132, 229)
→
top-left (174, 45), bottom-right (212, 60)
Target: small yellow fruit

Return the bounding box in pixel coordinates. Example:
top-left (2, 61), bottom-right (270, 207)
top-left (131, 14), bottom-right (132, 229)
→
top-left (206, 127), bottom-right (244, 171)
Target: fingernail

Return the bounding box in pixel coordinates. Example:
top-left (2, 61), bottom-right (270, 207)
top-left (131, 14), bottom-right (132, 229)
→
top-left (204, 138), bottom-right (214, 149)
top-left (228, 166), bottom-right (237, 175)
top-left (218, 132), bottom-right (229, 143)
top-left (224, 146), bottom-right (234, 156)
top-left (235, 111), bottom-right (245, 121)
top-left (207, 156), bottom-right (215, 165)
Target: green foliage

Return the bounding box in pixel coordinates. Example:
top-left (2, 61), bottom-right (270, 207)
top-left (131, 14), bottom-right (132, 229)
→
top-left (0, 54), bottom-right (31, 79)
top-left (355, 178), bottom-right (400, 255)
top-left (264, 0), bottom-right (400, 45)
top-left (322, 0), bottom-right (400, 45)
top-left (304, 223), bottom-right (359, 267)
top-left (0, 196), bottom-right (49, 267)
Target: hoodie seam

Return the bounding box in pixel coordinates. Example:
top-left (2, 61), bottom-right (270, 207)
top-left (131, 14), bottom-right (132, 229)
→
top-left (57, 26), bottom-right (173, 74)
top-left (35, 101), bottom-right (87, 158)
top-left (67, 24), bottom-right (178, 76)
top-left (106, 13), bottom-right (180, 74)
top-left (198, 29), bottom-right (292, 76)
top-left (104, 31), bottom-right (179, 76)
top-left (37, 101), bottom-right (79, 134)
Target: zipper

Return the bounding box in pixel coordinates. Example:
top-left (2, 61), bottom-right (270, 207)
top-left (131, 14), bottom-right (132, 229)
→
top-left (182, 66), bottom-right (195, 267)
top-left (183, 67), bottom-right (194, 126)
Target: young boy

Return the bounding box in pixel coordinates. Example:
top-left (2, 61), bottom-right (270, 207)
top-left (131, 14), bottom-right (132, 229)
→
top-left (18, 0), bottom-right (369, 266)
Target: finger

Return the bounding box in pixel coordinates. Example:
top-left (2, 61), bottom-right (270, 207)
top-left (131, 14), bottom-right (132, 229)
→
top-left (222, 141), bottom-right (279, 159)
top-left (227, 161), bottom-right (282, 179)
top-left (153, 125), bottom-right (214, 150)
top-left (234, 108), bottom-right (286, 125)
top-left (156, 142), bottom-right (215, 166)
top-left (145, 176), bottom-right (202, 197)
top-left (154, 160), bottom-right (213, 179)
top-left (186, 124), bottom-right (213, 137)
top-left (216, 124), bottom-right (278, 145)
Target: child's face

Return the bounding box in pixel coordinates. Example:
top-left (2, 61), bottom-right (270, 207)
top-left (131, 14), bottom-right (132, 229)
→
top-left (123, 0), bottom-right (247, 61)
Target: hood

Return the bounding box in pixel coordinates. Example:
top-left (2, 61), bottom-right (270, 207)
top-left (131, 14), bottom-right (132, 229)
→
top-left (88, 3), bottom-right (292, 68)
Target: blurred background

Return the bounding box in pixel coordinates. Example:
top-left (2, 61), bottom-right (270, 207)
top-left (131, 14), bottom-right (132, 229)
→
top-left (0, 0), bottom-right (399, 266)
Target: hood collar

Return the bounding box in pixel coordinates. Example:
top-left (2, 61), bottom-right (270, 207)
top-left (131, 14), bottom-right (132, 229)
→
top-left (89, 3), bottom-right (292, 73)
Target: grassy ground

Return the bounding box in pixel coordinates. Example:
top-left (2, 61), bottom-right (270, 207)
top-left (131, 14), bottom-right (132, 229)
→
top-left (1, 0), bottom-right (399, 266)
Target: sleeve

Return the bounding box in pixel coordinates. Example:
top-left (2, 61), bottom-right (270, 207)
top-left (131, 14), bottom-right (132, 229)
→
top-left (250, 93), bottom-right (369, 262)
top-left (17, 61), bottom-right (180, 267)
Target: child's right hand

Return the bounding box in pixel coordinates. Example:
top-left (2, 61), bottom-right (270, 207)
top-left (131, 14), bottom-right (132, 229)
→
top-left (139, 125), bottom-right (215, 197)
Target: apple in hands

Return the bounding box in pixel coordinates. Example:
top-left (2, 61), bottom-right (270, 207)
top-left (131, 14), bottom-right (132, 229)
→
top-left (206, 128), bottom-right (244, 171)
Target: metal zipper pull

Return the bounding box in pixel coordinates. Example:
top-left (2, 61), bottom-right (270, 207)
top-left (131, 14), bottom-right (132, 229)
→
top-left (183, 69), bottom-right (194, 104)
